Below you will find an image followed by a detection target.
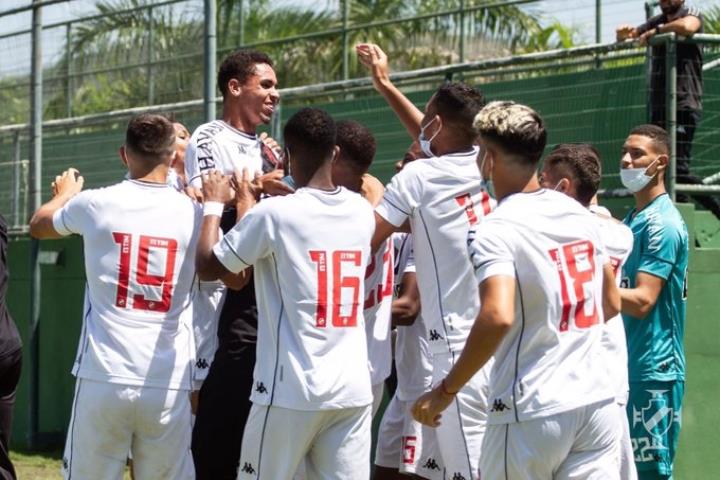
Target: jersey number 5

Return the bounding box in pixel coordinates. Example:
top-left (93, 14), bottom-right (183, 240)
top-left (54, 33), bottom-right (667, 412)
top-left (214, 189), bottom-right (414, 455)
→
top-left (309, 250), bottom-right (362, 328)
top-left (112, 232), bottom-right (178, 313)
top-left (548, 240), bottom-right (599, 331)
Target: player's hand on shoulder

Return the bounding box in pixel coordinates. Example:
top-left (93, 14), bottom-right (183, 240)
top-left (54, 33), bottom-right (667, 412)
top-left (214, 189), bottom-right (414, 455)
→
top-left (201, 170), bottom-right (234, 205)
top-left (360, 173), bottom-right (385, 207)
top-left (255, 169), bottom-right (294, 197)
top-left (184, 185), bottom-right (204, 203)
top-left (232, 168), bottom-right (260, 211)
top-left (51, 168), bottom-right (84, 199)
top-left (356, 43), bottom-right (390, 89)
top-left (616, 24), bottom-right (637, 41)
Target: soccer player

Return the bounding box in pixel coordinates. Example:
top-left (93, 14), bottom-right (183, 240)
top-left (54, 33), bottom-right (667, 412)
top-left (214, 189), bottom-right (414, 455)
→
top-left (357, 42), bottom-right (492, 480)
top-left (29, 114), bottom-right (200, 479)
top-left (186, 49), bottom-right (289, 480)
top-left (195, 108), bottom-right (375, 479)
top-left (539, 143), bottom-right (637, 480)
top-left (375, 145), bottom-right (442, 480)
top-left (167, 121), bottom-right (190, 190)
top-left (332, 120), bottom-right (394, 415)
top-left (413, 101), bottom-right (621, 479)
top-left (618, 125), bottom-right (689, 480)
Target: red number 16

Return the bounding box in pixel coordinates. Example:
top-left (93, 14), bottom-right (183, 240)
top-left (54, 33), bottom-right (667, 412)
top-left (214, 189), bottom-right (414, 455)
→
top-left (548, 240), bottom-right (599, 332)
top-left (309, 250), bottom-right (362, 328)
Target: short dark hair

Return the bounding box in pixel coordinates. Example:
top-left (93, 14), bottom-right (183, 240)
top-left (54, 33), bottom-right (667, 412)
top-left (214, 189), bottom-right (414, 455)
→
top-left (283, 108), bottom-right (336, 177)
top-left (125, 113), bottom-right (176, 161)
top-left (630, 124), bottom-right (670, 155)
top-left (217, 50), bottom-right (274, 97)
top-left (545, 143), bottom-right (601, 206)
top-left (474, 101), bottom-right (547, 166)
top-left (336, 120), bottom-right (376, 174)
top-left (432, 82), bottom-right (486, 142)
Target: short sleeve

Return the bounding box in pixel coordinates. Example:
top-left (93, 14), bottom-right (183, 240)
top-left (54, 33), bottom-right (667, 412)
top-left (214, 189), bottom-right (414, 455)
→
top-left (213, 203), bottom-right (273, 274)
top-left (470, 224), bottom-right (515, 283)
top-left (685, 5), bottom-right (703, 23)
top-left (637, 219), bottom-right (683, 281)
top-left (375, 167), bottom-right (421, 227)
top-left (185, 137), bottom-right (218, 188)
top-left (52, 191), bottom-right (95, 237)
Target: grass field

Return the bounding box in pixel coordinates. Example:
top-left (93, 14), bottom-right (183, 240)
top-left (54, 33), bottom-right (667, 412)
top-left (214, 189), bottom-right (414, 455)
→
top-left (10, 451), bottom-right (132, 479)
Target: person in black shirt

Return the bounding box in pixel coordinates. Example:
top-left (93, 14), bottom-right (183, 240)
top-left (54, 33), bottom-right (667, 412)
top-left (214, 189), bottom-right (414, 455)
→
top-left (0, 215), bottom-right (21, 480)
top-left (617, 1), bottom-right (720, 220)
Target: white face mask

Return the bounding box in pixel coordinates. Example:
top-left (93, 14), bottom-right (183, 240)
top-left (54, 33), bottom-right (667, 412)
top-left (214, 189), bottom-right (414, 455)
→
top-left (620, 158), bottom-right (659, 193)
top-left (553, 180), bottom-right (565, 192)
top-left (418, 117), bottom-right (440, 157)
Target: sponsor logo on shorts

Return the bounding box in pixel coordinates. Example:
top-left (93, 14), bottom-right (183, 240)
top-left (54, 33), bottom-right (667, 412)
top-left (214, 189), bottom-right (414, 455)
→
top-left (452, 473), bottom-right (467, 480)
top-left (241, 462), bottom-right (256, 474)
top-left (255, 381), bottom-right (268, 394)
top-left (195, 358), bottom-right (209, 369)
top-left (428, 329), bottom-right (444, 342)
top-left (422, 457), bottom-right (441, 471)
top-left (490, 398), bottom-right (511, 413)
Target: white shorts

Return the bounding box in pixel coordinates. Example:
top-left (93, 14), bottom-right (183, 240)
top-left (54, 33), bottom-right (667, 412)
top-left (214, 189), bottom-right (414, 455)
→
top-left (480, 399), bottom-right (619, 480)
top-left (375, 394), bottom-right (443, 479)
top-left (239, 403), bottom-right (371, 480)
top-left (62, 379), bottom-right (193, 480)
top-left (617, 400), bottom-right (638, 480)
top-left (431, 351), bottom-right (489, 480)
top-left (193, 281), bottom-right (226, 388)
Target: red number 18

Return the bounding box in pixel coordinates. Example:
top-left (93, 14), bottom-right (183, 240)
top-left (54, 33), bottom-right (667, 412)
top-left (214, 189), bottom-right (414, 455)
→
top-left (548, 240), bottom-right (599, 331)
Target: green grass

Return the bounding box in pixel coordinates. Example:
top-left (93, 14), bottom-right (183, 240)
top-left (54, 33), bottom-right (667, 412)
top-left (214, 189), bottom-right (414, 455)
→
top-left (10, 450), bottom-right (132, 479)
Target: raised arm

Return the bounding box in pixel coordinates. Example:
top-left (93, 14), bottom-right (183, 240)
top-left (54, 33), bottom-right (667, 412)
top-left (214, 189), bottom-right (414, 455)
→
top-left (29, 168), bottom-right (84, 239)
top-left (356, 43), bottom-right (424, 139)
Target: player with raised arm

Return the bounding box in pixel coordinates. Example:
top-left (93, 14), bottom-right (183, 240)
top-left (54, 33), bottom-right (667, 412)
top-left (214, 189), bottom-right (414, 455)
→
top-left (413, 101), bottom-right (621, 479)
top-left (357, 42), bottom-right (493, 480)
top-left (186, 50), bottom-right (291, 480)
top-left (375, 145), bottom-right (443, 480)
top-left (539, 143), bottom-right (637, 480)
top-left (29, 114), bottom-right (200, 480)
top-left (196, 108), bottom-right (375, 480)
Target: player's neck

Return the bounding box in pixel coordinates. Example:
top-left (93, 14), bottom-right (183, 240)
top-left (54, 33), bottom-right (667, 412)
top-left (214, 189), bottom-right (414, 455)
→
top-left (128, 165), bottom-right (169, 184)
top-left (634, 183), bottom-right (667, 212)
top-left (304, 166), bottom-right (336, 191)
top-left (222, 105), bottom-right (257, 136)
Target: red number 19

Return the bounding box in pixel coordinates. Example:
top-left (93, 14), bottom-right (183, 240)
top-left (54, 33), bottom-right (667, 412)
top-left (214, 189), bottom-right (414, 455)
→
top-left (112, 232), bottom-right (178, 313)
top-left (309, 250), bottom-right (362, 328)
top-left (548, 240), bottom-right (599, 332)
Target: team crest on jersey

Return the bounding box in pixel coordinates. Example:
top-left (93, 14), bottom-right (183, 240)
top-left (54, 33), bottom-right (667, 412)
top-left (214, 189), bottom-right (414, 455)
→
top-left (633, 390), bottom-right (680, 440)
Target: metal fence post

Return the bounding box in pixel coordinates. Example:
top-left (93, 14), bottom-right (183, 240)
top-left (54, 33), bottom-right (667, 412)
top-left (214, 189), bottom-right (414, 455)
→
top-left (459, 0), bottom-right (466, 64)
top-left (147, 6), bottom-right (155, 105)
top-left (29, 0), bottom-right (43, 450)
top-left (12, 132), bottom-right (21, 228)
top-left (342, 0), bottom-right (350, 80)
top-left (237, 0), bottom-right (244, 47)
top-left (65, 23), bottom-right (72, 117)
top-left (204, 0), bottom-right (217, 122)
top-left (595, 0), bottom-right (601, 44)
top-left (666, 35), bottom-right (677, 201)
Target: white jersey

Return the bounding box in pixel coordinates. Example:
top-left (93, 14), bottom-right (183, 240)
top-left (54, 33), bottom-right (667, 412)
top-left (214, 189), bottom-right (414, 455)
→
top-left (364, 239), bottom-right (394, 386)
top-left (589, 204), bottom-right (634, 401)
top-left (376, 147), bottom-right (494, 354)
top-left (392, 233), bottom-right (434, 401)
top-left (470, 189), bottom-right (614, 424)
top-left (185, 120), bottom-right (266, 187)
top-left (52, 180), bottom-right (201, 390)
top-left (213, 186), bottom-right (375, 410)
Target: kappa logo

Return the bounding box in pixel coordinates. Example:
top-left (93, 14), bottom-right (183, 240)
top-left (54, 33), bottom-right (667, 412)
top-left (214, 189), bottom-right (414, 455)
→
top-left (632, 390), bottom-right (680, 441)
top-left (255, 382), bottom-right (268, 394)
top-left (195, 358), bottom-right (209, 369)
top-left (428, 329), bottom-right (444, 341)
top-left (452, 473), bottom-right (467, 480)
top-left (238, 144), bottom-right (248, 156)
top-left (422, 457), bottom-right (441, 471)
top-left (490, 398), bottom-right (511, 412)
top-left (62, 457), bottom-right (68, 470)
top-left (241, 462), bottom-right (256, 474)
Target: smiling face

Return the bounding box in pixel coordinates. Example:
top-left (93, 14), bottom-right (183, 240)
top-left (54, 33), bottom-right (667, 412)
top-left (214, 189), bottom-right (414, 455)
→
top-left (229, 62), bottom-right (280, 129)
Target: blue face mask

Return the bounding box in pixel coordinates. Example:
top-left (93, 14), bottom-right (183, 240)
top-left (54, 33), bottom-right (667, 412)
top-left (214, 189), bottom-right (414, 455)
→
top-left (418, 117), bottom-right (440, 157)
top-left (478, 152), bottom-right (495, 198)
